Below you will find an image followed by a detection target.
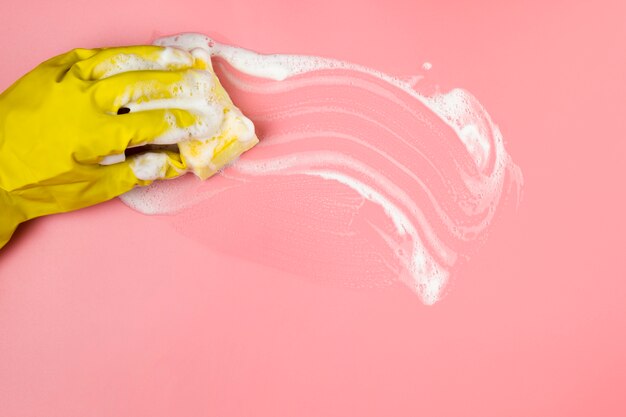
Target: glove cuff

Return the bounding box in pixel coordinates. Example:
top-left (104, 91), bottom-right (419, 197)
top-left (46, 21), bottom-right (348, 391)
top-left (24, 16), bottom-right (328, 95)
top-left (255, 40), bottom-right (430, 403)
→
top-left (0, 187), bottom-right (26, 250)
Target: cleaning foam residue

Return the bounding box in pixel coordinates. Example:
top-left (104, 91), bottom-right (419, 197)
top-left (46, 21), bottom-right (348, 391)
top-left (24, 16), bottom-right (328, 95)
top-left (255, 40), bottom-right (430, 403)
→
top-left (120, 33), bottom-right (523, 305)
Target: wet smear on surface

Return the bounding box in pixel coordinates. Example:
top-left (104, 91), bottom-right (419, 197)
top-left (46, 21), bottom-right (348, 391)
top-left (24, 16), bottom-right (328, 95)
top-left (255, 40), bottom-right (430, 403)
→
top-left (121, 34), bottom-right (523, 305)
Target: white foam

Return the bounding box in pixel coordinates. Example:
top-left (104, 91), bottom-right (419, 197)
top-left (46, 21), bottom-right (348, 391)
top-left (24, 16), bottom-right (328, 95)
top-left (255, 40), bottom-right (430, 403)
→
top-left (306, 169), bottom-right (448, 305)
top-left (155, 33), bottom-right (411, 84)
top-left (100, 153), bottom-right (126, 165)
top-left (95, 46), bottom-right (193, 78)
top-left (156, 34), bottom-right (508, 181)
top-left (130, 152), bottom-right (171, 181)
top-left (119, 33), bottom-right (523, 305)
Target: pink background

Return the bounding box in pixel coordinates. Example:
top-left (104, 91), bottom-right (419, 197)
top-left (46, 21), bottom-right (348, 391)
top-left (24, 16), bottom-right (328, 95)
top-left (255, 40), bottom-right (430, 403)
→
top-left (1, 0), bottom-right (625, 416)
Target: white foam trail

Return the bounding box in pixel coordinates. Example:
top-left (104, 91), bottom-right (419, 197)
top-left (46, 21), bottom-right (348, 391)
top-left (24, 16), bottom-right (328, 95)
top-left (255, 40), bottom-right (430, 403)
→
top-left (120, 33), bottom-right (523, 305)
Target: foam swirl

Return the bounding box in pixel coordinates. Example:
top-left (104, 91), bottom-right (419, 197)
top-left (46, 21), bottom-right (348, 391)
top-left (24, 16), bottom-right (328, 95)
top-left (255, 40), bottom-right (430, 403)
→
top-left (120, 34), bottom-right (523, 305)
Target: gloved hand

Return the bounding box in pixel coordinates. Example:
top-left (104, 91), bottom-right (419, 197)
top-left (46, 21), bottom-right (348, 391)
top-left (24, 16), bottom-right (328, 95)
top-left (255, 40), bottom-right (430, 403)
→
top-left (0, 45), bottom-right (216, 249)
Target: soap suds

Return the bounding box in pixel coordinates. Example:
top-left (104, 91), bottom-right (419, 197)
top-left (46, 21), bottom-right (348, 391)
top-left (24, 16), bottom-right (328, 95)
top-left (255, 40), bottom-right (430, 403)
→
top-left (120, 33), bottom-right (523, 305)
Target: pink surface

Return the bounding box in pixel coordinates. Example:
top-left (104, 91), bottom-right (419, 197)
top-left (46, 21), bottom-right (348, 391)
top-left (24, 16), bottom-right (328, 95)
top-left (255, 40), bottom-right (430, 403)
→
top-left (121, 53), bottom-right (522, 305)
top-left (1, 1), bottom-right (625, 416)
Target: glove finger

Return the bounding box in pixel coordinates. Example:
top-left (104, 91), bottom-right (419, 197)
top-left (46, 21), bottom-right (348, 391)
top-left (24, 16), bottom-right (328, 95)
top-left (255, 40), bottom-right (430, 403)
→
top-left (77, 108), bottom-right (203, 163)
top-left (113, 69), bottom-right (222, 147)
top-left (82, 162), bottom-right (141, 204)
top-left (91, 68), bottom-right (214, 114)
top-left (115, 107), bottom-right (215, 147)
top-left (44, 48), bottom-right (101, 68)
top-left (79, 100), bottom-right (225, 163)
top-left (71, 45), bottom-right (194, 80)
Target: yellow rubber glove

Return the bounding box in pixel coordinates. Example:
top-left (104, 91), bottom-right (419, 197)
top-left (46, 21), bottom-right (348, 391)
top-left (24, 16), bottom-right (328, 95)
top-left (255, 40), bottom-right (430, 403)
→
top-left (0, 45), bottom-right (217, 249)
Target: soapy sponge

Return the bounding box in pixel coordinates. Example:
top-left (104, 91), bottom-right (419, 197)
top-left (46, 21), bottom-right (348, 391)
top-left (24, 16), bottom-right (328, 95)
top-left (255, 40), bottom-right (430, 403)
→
top-left (103, 45), bottom-right (259, 181)
top-left (177, 51), bottom-right (258, 179)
